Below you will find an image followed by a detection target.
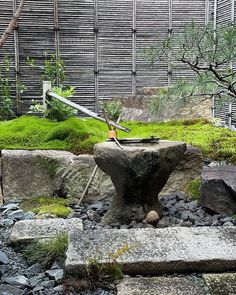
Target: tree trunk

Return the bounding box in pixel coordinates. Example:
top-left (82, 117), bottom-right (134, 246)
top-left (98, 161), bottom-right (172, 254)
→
top-left (0, 0), bottom-right (26, 48)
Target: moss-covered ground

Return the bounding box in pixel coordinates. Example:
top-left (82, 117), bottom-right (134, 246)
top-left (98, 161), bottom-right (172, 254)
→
top-left (0, 116), bottom-right (236, 163)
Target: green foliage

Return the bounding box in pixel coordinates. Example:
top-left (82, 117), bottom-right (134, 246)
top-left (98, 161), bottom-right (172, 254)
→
top-left (27, 54), bottom-right (66, 85)
top-left (0, 116), bottom-right (236, 163)
top-left (21, 196), bottom-right (72, 218)
top-left (102, 100), bottom-right (123, 121)
top-left (0, 56), bottom-right (14, 120)
top-left (144, 21), bottom-right (236, 107)
top-left (64, 244), bottom-right (131, 293)
top-left (22, 233), bottom-right (68, 269)
top-left (29, 86), bottom-right (77, 122)
top-left (186, 178), bottom-right (201, 201)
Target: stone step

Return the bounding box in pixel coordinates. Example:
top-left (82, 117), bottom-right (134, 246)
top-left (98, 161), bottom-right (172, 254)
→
top-left (10, 218), bottom-right (83, 244)
top-left (116, 277), bottom-right (205, 295)
top-left (65, 227), bottom-right (236, 275)
top-left (203, 273), bottom-right (236, 295)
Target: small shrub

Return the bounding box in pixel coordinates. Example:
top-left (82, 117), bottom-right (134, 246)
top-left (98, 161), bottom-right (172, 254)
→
top-left (64, 244), bottom-right (132, 292)
top-left (102, 100), bottom-right (123, 121)
top-left (23, 233), bottom-right (68, 269)
top-left (186, 178), bottom-right (201, 201)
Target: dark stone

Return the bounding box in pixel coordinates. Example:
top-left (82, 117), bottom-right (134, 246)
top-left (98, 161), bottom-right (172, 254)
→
top-left (45, 269), bottom-right (64, 283)
top-left (0, 264), bottom-right (9, 276)
top-left (94, 141), bottom-right (186, 224)
top-left (0, 284), bottom-right (24, 295)
top-left (4, 275), bottom-right (30, 288)
top-left (7, 210), bottom-right (25, 221)
top-left (0, 251), bottom-right (9, 264)
top-left (200, 166), bottom-right (236, 216)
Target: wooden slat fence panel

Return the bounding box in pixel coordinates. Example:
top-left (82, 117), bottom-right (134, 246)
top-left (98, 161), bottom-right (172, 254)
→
top-left (58, 0), bottom-right (95, 110)
top-left (171, 0), bottom-right (206, 84)
top-left (16, 0), bottom-right (55, 113)
top-left (97, 0), bottom-right (133, 99)
top-left (0, 0), bottom-right (16, 111)
top-left (136, 0), bottom-right (169, 88)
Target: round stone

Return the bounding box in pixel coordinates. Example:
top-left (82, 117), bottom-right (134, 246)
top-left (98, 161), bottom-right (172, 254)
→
top-left (145, 211), bottom-right (160, 226)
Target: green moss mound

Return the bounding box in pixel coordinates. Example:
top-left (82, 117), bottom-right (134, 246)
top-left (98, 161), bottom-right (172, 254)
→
top-left (186, 178), bottom-right (201, 201)
top-left (21, 196), bottom-right (72, 218)
top-left (0, 116), bottom-right (236, 163)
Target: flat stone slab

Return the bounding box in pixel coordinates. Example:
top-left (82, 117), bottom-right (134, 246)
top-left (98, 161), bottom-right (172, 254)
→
top-left (203, 273), bottom-right (236, 295)
top-left (117, 277), bottom-right (205, 295)
top-left (10, 218), bottom-right (83, 244)
top-left (65, 227), bottom-right (236, 275)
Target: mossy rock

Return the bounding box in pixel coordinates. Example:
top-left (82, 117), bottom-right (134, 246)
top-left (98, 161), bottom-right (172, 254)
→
top-left (186, 178), bottom-right (201, 201)
top-left (21, 196), bottom-right (73, 218)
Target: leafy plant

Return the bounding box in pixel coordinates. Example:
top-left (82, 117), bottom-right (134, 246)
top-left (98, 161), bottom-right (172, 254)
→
top-left (22, 233), bottom-right (68, 269)
top-left (26, 54), bottom-right (66, 85)
top-left (46, 86), bottom-right (77, 122)
top-left (0, 56), bottom-right (14, 120)
top-left (29, 86), bottom-right (77, 121)
top-left (102, 100), bottom-right (123, 121)
top-left (64, 244), bottom-right (132, 293)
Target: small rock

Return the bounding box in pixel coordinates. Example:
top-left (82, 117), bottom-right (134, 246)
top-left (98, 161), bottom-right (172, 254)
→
top-left (187, 200), bottom-right (198, 212)
top-left (46, 269), bottom-right (64, 283)
top-left (0, 251), bottom-right (9, 264)
top-left (33, 286), bottom-right (44, 292)
top-left (26, 263), bottom-right (43, 275)
top-left (7, 209), bottom-right (25, 221)
top-left (54, 284), bottom-right (64, 292)
top-left (0, 284), bottom-right (24, 295)
top-left (23, 212), bottom-right (35, 220)
top-left (1, 203), bottom-right (19, 212)
top-left (40, 279), bottom-right (55, 287)
top-left (29, 275), bottom-right (43, 287)
top-left (4, 275), bottom-right (30, 287)
top-left (127, 220), bottom-right (137, 229)
top-left (156, 217), bottom-right (170, 228)
top-left (145, 211), bottom-right (160, 226)
top-left (223, 221), bottom-right (234, 226)
top-left (180, 221), bottom-right (193, 227)
top-left (67, 211), bottom-right (81, 219)
top-left (220, 217), bottom-right (233, 223)
top-left (0, 218), bottom-right (14, 227)
top-left (0, 265), bottom-right (9, 276)
top-left (88, 201), bottom-right (103, 210)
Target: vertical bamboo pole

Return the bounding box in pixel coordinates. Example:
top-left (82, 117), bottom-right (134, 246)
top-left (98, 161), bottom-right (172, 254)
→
top-left (231, 0), bottom-right (235, 22)
top-left (132, 0), bottom-right (137, 95)
top-left (205, 0), bottom-right (209, 25)
top-left (228, 102), bottom-right (232, 128)
top-left (13, 0), bottom-right (21, 114)
top-left (168, 0), bottom-right (173, 87)
top-left (214, 0), bottom-right (217, 31)
top-left (54, 0), bottom-right (60, 85)
top-left (94, 0), bottom-right (99, 112)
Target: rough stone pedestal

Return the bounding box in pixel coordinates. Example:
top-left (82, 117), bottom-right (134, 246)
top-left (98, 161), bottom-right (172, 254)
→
top-left (94, 140), bottom-right (186, 224)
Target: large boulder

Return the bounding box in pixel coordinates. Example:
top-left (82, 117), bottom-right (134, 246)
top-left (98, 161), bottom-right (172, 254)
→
top-left (94, 140), bottom-right (186, 224)
top-left (160, 145), bottom-right (203, 195)
top-left (1, 150), bottom-right (114, 203)
top-left (200, 166), bottom-right (236, 216)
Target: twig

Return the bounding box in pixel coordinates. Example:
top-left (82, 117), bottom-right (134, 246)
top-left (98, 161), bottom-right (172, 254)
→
top-left (77, 165), bottom-right (99, 206)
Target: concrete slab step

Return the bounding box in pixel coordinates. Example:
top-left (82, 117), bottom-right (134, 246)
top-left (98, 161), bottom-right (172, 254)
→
top-left (10, 218), bottom-right (83, 244)
top-left (65, 227), bottom-right (236, 275)
top-left (116, 277), bottom-right (205, 295)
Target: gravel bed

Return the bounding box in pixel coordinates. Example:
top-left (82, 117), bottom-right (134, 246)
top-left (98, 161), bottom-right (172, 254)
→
top-left (0, 188), bottom-right (235, 294)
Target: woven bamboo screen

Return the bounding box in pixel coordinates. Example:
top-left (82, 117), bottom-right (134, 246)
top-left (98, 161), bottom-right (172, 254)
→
top-left (0, 0), bottom-right (224, 115)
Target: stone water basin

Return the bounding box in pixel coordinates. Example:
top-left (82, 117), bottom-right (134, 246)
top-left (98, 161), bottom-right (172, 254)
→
top-left (94, 139), bottom-right (186, 224)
